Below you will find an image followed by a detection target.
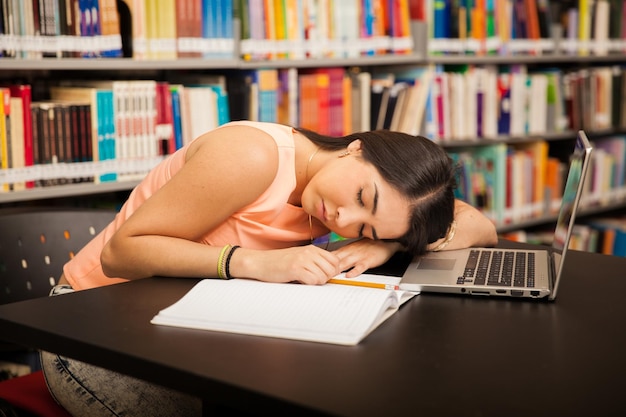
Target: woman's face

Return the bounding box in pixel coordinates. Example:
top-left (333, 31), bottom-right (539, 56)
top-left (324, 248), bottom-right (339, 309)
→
top-left (303, 150), bottom-right (412, 241)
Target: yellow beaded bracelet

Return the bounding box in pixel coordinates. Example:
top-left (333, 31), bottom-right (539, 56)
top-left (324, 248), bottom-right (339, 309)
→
top-left (217, 244), bottom-right (231, 279)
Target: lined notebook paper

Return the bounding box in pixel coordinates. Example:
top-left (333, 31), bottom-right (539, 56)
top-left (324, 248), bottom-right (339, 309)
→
top-left (151, 276), bottom-right (416, 346)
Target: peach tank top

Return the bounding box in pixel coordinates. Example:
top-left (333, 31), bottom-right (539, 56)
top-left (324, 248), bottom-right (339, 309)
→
top-left (63, 121), bottom-right (320, 290)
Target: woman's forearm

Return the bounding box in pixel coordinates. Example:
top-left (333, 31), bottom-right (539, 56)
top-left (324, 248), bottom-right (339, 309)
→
top-left (101, 235), bottom-right (222, 280)
top-left (427, 200), bottom-right (498, 251)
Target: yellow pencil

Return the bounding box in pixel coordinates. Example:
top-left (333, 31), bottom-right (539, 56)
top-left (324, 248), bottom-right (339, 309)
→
top-left (328, 278), bottom-right (399, 290)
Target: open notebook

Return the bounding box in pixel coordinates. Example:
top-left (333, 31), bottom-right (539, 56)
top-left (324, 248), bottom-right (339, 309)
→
top-left (151, 274), bottom-right (415, 346)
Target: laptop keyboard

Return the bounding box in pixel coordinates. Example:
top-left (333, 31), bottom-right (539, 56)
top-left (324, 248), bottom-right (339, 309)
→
top-left (458, 250), bottom-right (535, 288)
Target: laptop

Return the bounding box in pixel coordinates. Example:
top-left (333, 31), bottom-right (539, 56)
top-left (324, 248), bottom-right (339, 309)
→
top-left (399, 130), bottom-right (593, 300)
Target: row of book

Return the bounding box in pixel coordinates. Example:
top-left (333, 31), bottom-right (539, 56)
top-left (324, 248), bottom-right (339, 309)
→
top-left (0, 66), bottom-right (385, 191)
top-left (237, 0), bottom-right (414, 60)
top-left (0, 76), bottom-right (230, 190)
top-left (0, 0), bottom-right (416, 60)
top-left (0, 0), bottom-right (123, 58)
top-left (367, 63), bottom-right (626, 142)
top-left (450, 136), bottom-right (626, 227)
top-left (423, 0), bottom-right (626, 56)
top-left (573, 217), bottom-right (626, 256)
top-left (3, 72), bottom-right (626, 228)
top-left (3, 65), bottom-right (626, 181)
top-left (5, 1), bottom-right (626, 60)
top-left (505, 215), bottom-right (626, 257)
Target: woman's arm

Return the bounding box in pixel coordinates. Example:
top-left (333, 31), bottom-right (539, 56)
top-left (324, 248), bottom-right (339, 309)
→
top-left (427, 199), bottom-right (498, 251)
top-left (100, 125), bottom-right (341, 285)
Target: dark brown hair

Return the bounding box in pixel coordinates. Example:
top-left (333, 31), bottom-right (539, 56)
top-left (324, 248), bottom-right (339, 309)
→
top-left (295, 128), bottom-right (456, 256)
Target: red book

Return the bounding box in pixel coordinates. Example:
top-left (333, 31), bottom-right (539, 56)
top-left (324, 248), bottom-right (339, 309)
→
top-left (298, 73), bottom-right (319, 132)
top-left (315, 73), bottom-right (331, 135)
top-left (312, 68), bottom-right (345, 136)
top-left (155, 82), bottom-right (175, 155)
top-left (524, 0), bottom-right (541, 40)
top-left (408, 0), bottom-right (425, 20)
top-left (8, 85), bottom-right (34, 188)
top-left (176, 0), bottom-right (202, 58)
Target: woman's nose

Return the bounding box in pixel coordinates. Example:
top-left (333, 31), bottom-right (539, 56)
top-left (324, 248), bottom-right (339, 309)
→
top-left (334, 207), bottom-right (357, 228)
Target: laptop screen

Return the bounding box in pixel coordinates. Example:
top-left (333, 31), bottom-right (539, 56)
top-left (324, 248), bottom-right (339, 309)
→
top-left (550, 131), bottom-right (593, 295)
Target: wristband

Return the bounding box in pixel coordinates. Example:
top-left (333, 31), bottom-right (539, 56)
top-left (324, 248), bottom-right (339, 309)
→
top-left (224, 245), bottom-right (241, 279)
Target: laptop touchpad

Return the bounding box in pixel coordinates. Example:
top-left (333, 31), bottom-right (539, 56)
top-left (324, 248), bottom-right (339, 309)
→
top-left (417, 258), bottom-right (456, 270)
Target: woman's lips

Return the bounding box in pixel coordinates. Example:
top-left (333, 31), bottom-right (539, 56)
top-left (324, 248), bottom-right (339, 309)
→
top-left (319, 200), bottom-right (327, 222)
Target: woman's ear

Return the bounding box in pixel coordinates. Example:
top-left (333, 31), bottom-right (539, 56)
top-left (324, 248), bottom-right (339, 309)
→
top-left (346, 139), bottom-right (362, 153)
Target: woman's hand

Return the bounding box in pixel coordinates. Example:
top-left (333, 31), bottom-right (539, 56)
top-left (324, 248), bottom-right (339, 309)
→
top-left (332, 240), bottom-right (403, 278)
top-left (230, 245), bottom-right (342, 285)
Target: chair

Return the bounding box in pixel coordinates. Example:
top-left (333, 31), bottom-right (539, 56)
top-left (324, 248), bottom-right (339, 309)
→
top-left (0, 208), bottom-right (117, 417)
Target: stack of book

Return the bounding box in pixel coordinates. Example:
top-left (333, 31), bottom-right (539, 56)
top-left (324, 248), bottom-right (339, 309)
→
top-left (0, 0), bottom-right (123, 59)
top-left (425, 0), bottom-right (626, 56)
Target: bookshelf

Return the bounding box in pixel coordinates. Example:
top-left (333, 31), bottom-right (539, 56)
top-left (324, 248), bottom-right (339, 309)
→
top-left (1, 0), bottom-right (626, 248)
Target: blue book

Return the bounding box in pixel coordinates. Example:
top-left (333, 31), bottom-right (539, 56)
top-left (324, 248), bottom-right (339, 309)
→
top-left (96, 90), bottom-right (117, 182)
top-left (433, 0), bottom-right (451, 39)
top-left (254, 69), bottom-right (278, 123)
top-left (208, 85), bottom-right (230, 125)
top-left (221, 0), bottom-right (234, 46)
top-left (497, 72), bottom-right (512, 134)
top-left (362, 0), bottom-right (375, 55)
top-left (202, 0), bottom-right (217, 57)
top-left (170, 88), bottom-right (184, 151)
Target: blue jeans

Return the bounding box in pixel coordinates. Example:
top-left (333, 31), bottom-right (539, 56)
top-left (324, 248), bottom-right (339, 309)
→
top-left (40, 285), bottom-right (202, 417)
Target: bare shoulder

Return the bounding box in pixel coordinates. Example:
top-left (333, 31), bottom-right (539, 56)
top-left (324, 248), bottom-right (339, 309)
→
top-left (187, 124), bottom-right (279, 179)
top-left (177, 124), bottom-right (280, 211)
top-left (115, 124), bottom-right (284, 242)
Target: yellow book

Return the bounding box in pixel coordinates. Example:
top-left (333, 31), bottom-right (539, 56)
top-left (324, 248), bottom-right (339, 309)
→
top-left (284, 0), bottom-right (304, 58)
top-left (274, 0), bottom-right (287, 58)
top-left (156, 0), bottom-right (178, 59)
top-left (264, 0), bottom-right (276, 58)
top-left (9, 95), bottom-right (25, 191)
top-left (515, 140), bottom-right (549, 217)
top-left (144, 0), bottom-right (159, 59)
top-left (342, 75), bottom-right (353, 135)
top-left (578, 0), bottom-right (591, 56)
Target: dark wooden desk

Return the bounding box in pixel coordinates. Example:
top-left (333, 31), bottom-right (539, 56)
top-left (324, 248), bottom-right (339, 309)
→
top-left (1, 244), bottom-right (625, 416)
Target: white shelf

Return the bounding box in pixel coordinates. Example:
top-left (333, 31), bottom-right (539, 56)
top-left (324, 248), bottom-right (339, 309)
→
top-left (0, 181), bottom-right (139, 203)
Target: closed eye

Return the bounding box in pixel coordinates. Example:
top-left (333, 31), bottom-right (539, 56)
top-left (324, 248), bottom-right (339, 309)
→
top-left (357, 188), bottom-right (364, 207)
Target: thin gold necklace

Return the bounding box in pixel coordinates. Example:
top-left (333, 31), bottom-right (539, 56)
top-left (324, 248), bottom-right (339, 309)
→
top-left (305, 147), bottom-right (321, 243)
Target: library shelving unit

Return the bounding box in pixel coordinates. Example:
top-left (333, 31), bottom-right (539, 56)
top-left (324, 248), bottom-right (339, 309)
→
top-left (2, 4), bottom-right (626, 244)
top-left (3, 54), bottom-right (626, 219)
top-left (3, 51), bottom-right (625, 228)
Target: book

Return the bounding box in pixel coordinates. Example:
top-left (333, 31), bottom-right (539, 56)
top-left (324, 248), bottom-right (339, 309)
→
top-left (8, 92), bottom-right (25, 191)
top-left (348, 69), bottom-right (371, 132)
top-left (151, 274), bottom-right (416, 346)
top-left (587, 217), bottom-right (626, 256)
top-left (169, 84), bottom-right (185, 151)
top-left (155, 82), bottom-right (174, 155)
top-left (176, 0), bottom-right (202, 58)
top-left (98, 0), bottom-right (123, 57)
top-left (277, 67), bottom-right (299, 127)
top-left (49, 86), bottom-right (105, 180)
top-left (369, 73), bottom-right (394, 130)
top-left (256, 68), bottom-right (279, 123)
top-left (0, 88), bottom-right (10, 191)
top-left (313, 67), bottom-right (345, 136)
top-left (298, 72), bottom-right (321, 132)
